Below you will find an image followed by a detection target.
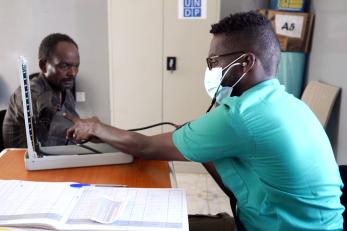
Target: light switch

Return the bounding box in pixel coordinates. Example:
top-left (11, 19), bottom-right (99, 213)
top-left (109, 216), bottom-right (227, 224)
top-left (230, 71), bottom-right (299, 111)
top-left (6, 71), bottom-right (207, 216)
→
top-left (76, 91), bottom-right (86, 102)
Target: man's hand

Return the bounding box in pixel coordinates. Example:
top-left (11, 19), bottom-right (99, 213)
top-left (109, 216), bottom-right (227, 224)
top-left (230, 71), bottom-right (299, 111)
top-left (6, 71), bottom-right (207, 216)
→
top-left (64, 113), bottom-right (101, 143)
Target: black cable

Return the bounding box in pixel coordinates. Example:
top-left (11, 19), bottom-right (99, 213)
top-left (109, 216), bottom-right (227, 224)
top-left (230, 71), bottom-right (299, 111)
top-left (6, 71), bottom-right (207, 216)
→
top-left (71, 140), bottom-right (102, 154)
top-left (66, 138), bottom-right (101, 153)
top-left (37, 139), bottom-right (102, 155)
top-left (128, 122), bottom-right (178, 131)
top-left (206, 97), bottom-right (216, 113)
top-left (76, 144), bottom-right (102, 154)
top-left (57, 121), bottom-right (179, 154)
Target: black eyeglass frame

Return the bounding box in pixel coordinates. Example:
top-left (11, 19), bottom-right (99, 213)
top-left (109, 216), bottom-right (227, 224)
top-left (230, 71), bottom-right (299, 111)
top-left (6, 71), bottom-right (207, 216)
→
top-left (206, 50), bottom-right (246, 70)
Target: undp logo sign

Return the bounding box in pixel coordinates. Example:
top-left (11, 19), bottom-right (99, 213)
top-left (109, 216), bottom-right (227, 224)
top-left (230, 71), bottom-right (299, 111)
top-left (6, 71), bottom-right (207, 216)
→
top-left (183, 0), bottom-right (202, 17)
top-left (179, 0), bottom-right (206, 19)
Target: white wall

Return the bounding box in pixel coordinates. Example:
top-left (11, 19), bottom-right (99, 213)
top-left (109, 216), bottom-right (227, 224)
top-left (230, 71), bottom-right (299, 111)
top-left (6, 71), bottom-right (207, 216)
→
top-left (308, 0), bottom-right (347, 163)
top-left (0, 0), bottom-right (110, 123)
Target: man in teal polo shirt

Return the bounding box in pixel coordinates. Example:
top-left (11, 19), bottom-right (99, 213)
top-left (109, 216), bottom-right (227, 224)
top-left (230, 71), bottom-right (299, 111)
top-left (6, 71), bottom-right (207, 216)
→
top-left (66, 11), bottom-right (344, 230)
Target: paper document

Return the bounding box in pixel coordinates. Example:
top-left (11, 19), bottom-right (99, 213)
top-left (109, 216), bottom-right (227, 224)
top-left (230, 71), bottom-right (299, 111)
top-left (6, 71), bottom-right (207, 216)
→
top-left (91, 196), bottom-right (128, 224)
top-left (0, 180), bottom-right (188, 231)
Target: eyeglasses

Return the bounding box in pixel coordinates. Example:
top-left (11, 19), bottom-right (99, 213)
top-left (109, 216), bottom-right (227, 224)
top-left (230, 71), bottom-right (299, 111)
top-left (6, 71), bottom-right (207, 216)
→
top-left (206, 51), bottom-right (245, 70)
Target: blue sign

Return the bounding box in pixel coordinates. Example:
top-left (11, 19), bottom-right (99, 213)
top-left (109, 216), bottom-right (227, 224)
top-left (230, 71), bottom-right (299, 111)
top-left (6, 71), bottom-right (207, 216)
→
top-left (183, 0), bottom-right (202, 18)
top-left (184, 0), bottom-right (201, 7)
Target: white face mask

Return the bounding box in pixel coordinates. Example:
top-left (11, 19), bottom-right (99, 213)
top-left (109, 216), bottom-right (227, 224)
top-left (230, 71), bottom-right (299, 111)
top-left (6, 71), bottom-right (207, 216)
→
top-left (204, 54), bottom-right (247, 104)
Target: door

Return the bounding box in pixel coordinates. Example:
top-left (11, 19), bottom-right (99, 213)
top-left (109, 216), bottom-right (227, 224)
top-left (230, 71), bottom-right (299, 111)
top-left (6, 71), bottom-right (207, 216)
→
top-left (163, 0), bottom-right (220, 130)
top-left (108, 0), bottom-right (220, 134)
top-left (108, 0), bottom-right (163, 134)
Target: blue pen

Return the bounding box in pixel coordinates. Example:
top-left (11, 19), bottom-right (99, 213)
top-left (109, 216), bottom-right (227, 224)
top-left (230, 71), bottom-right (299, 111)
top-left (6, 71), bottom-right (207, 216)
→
top-left (70, 183), bottom-right (91, 188)
top-left (70, 183), bottom-right (127, 188)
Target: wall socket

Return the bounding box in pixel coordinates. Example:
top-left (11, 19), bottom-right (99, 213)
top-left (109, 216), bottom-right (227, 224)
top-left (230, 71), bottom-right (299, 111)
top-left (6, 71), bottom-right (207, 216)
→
top-left (76, 91), bottom-right (86, 102)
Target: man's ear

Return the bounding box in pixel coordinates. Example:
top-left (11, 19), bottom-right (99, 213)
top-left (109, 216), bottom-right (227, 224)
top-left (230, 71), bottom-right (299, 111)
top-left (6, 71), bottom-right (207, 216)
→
top-left (39, 59), bottom-right (47, 74)
top-left (242, 53), bottom-right (256, 72)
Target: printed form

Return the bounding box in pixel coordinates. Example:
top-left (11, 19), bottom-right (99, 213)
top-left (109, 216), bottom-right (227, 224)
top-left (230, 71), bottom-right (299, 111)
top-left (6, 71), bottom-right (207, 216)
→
top-left (0, 180), bottom-right (188, 231)
top-left (0, 180), bottom-right (81, 221)
top-left (66, 187), bottom-right (187, 229)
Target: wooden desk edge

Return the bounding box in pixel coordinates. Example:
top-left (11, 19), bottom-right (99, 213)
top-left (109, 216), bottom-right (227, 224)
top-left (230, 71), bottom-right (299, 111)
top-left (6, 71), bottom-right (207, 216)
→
top-left (0, 149), bottom-right (172, 188)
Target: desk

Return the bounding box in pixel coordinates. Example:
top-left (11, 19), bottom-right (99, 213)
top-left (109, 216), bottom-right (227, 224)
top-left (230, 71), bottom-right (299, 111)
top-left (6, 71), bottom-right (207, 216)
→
top-left (0, 149), bottom-right (171, 188)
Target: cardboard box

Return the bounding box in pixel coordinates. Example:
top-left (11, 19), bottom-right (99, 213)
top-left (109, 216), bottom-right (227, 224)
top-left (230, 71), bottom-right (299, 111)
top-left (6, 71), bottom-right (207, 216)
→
top-left (258, 9), bottom-right (314, 53)
top-left (269, 0), bottom-right (309, 12)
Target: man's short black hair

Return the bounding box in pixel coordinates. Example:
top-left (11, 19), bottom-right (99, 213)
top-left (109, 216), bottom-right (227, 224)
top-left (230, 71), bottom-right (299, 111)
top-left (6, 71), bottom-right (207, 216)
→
top-left (38, 33), bottom-right (78, 60)
top-left (210, 11), bottom-right (280, 75)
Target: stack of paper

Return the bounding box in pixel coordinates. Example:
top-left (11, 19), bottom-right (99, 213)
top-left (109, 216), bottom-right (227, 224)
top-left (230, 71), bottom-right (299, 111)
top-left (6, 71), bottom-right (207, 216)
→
top-left (0, 180), bottom-right (188, 231)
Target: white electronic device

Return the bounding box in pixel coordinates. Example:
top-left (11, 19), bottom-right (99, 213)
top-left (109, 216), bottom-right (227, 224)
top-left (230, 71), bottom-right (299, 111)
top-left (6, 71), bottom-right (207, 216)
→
top-left (19, 56), bottom-right (133, 170)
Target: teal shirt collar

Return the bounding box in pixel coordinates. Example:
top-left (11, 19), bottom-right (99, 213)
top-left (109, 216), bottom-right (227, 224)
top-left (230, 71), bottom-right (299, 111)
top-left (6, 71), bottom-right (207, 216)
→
top-left (242, 77), bottom-right (279, 97)
top-left (220, 77), bottom-right (280, 104)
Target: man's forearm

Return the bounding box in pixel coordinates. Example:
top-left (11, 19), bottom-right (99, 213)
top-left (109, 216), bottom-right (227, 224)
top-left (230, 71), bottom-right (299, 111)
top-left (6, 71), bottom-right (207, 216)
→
top-left (92, 122), bottom-right (147, 156)
top-left (92, 122), bottom-right (186, 161)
